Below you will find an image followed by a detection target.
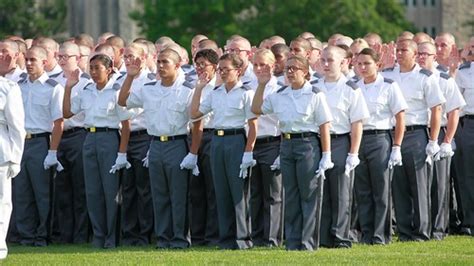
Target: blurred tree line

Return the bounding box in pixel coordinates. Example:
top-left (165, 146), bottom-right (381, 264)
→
top-left (130, 0), bottom-right (416, 46)
top-left (0, 0), bottom-right (66, 39)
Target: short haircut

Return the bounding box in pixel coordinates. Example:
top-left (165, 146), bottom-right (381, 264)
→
top-left (106, 35), bottom-right (126, 49)
top-left (219, 53), bottom-right (244, 69)
top-left (90, 53), bottom-right (113, 69)
top-left (28, 46), bottom-right (48, 60)
top-left (159, 48), bottom-right (181, 64)
top-left (358, 48), bottom-right (380, 62)
top-left (253, 48), bottom-right (275, 64)
top-left (271, 43), bottom-right (290, 55)
top-left (194, 49), bottom-right (219, 65)
top-left (290, 37), bottom-right (312, 51)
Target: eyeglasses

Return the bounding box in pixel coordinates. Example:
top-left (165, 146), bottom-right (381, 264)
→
top-left (124, 55), bottom-right (138, 60)
top-left (417, 52), bottom-right (435, 57)
top-left (57, 54), bottom-right (76, 60)
top-left (284, 66), bottom-right (304, 73)
top-left (225, 48), bottom-right (250, 54)
top-left (80, 54), bottom-right (90, 58)
top-left (195, 62), bottom-right (214, 69)
top-left (217, 67), bottom-right (238, 74)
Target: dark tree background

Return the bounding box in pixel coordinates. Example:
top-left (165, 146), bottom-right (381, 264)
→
top-left (130, 0), bottom-right (416, 47)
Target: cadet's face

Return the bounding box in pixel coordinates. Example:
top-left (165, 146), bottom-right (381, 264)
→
top-left (156, 54), bottom-right (178, 79)
top-left (195, 57), bottom-right (216, 78)
top-left (416, 45), bottom-right (436, 68)
top-left (289, 42), bottom-right (308, 58)
top-left (284, 59), bottom-right (307, 85)
top-left (57, 48), bottom-right (79, 71)
top-left (89, 59), bottom-right (111, 84)
top-left (356, 54), bottom-right (378, 80)
top-left (434, 36), bottom-right (452, 60)
top-left (218, 59), bottom-right (240, 84)
top-left (225, 41), bottom-right (250, 64)
top-left (124, 48), bottom-right (144, 70)
top-left (396, 42), bottom-right (416, 66)
top-left (0, 43), bottom-right (17, 70)
top-left (320, 50), bottom-right (343, 76)
top-left (25, 50), bottom-right (46, 76)
top-left (273, 52), bottom-right (287, 74)
top-left (253, 55), bottom-right (274, 76)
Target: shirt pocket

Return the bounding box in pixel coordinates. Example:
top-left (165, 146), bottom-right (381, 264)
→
top-left (226, 99), bottom-right (244, 117)
top-left (96, 97), bottom-right (116, 118)
top-left (167, 101), bottom-right (187, 126)
top-left (368, 94), bottom-right (388, 115)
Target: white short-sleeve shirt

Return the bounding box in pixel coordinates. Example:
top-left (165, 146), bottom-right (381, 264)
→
top-left (455, 62), bottom-right (474, 116)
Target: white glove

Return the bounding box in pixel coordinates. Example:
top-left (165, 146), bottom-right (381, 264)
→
top-left (110, 152), bottom-right (131, 174)
top-left (344, 153), bottom-right (360, 176)
top-left (142, 149), bottom-right (150, 168)
top-left (388, 146), bottom-right (402, 169)
top-left (43, 150), bottom-right (64, 172)
top-left (316, 151), bottom-right (334, 177)
top-left (7, 163), bottom-right (21, 179)
top-left (438, 142), bottom-right (454, 158)
top-left (451, 139), bottom-right (456, 152)
top-left (239, 152), bottom-right (256, 179)
top-left (270, 156), bottom-right (280, 171)
top-left (180, 152), bottom-right (200, 176)
top-left (425, 140), bottom-right (440, 157)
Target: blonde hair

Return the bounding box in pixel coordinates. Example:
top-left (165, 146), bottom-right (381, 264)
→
top-left (252, 48), bottom-right (275, 64)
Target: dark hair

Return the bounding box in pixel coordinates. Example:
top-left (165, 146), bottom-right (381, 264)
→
top-left (358, 48), bottom-right (380, 62)
top-left (336, 44), bottom-right (353, 59)
top-left (271, 43), bottom-right (290, 56)
top-left (219, 53), bottom-right (243, 69)
top-left (286, 55), bottom-right (310, 80)
top-left (90, 54), bottom-right (114, 69)
top-left (194, 49), bottom-right (219, 65)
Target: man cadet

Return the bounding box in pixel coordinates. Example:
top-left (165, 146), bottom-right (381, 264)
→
top-left (0, 40), bottom-right (26, 82)
top-left (106, 36), bottom-right (127, 74)
top-left (50, 42), bottom-right (91, 244)
top-left (114, 42), bottom-right (154, 246)
top-left (0, 76), bottom-right (25, 259)
top-left (16, 46), bottom-right (64, 246)
top-left (35, 38), bottom-right (63, 77)
top-left (289, 37), bottom-right (321, 82)
top-left (225, 36), bottom-right (257, 84)
top-left (270, 43), bottom-right (290, 85)
top-left (118, 48), bottom-right (200, 249)
top-left (417, 41), bottom-right (465, 240)
top-left (381, 39), bottom-right (445, 241)
top-left (434, 33), bottom-right (457, 74)
top-left (455, 36), bottom-right (474, 236)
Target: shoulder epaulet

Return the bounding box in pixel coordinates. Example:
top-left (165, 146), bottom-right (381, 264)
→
top-left (436, 64), bottom-right (449, 73)
top-left (313, 72), bottom-right (323, 79)
top-left (277, 86), bottom-right (287, 93)
top-left (116, 74), bottom-right (125, 81)
top-left (439, 72), bottom-right (450, 80)
top-left (351, 75), bottom-right (361, 83)
top-left (112, 83), bottom-right (121, 90)
top-left (187, 69), bottom-right (196, 76)
top-left (240, 84), bottom-right (251, 91)
top-left (345, 80), bottom-right (358, 90)
top-left (459, 62), bottom-right (471, 70)
top-left (213, 85), bottom-right (220, 91)
top-left (383, 77), bottom-right (394, 84)
top-left (419, 68), bottom-right (433, 77)
top-left (80, 72), bottom-right (91, 79)
top-left (18, 78), bottom-right (27, 84)
top-left (277, 80), bottom-right (286, 87)
top-left (182, 81), bottom-right (194, 89)
top-left (45, 78), bottom-right (58, 87)
top-left (185, 75), bottom-right (194, 82)
top-left (147, 73), bottom-right (156, 80)
top-left (83, 82), bottom-right (93, 90)
top-left (310, 79), bottom-right (319, 85)
top-left (242, 80), bottom-right (251, 85)
top-left (19, 72), bottom-right (27, 79)
top-left (382, 67), bottom-right (394, 72)
top-left (144, 81), bottom-right (157, 86)
top-left (49, 72), bottom-right (61, 78)
top-left (312, 86), bottom-right (321, 94)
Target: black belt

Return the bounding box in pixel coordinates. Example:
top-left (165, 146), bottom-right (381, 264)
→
top-left (25, 132), bottom-right (50, 140)
top-left (86, 127), bottom-right (118, 133)
top-left (130, 129), bottom-right (148, 137)
top-left (464, 115), bottom-right (474, 120)
top-left (330, 133), bottom-right (350, 139)
top-left (151, 134), bottom-right (187, 142)
top-left (203, 128), bottom-right (215, 132)
top-left (214, 128), bottom-right (246, 136)
top-left (363, 129), bottom-right (390, 135)
top-left (282, 132), bottom-right (317, 140)
top-left (405, 125), bottom-right (427, 132)
top-left (63, 127), bottom-right (85, 136)
top-left (256, 136), bottom-right (281, 144)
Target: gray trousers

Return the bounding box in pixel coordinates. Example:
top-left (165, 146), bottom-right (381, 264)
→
top-left (148, 138), bottom-right (190, 249)
top-left (355, 132), bottom-right (392, 244)
top-left (280, 135), bottom-right (320, 251)
top-left (393, 128), bottom-right (431, 241)
top-left (15, 135), bottom-right (51, 245)
top-left (320, 135), bottom-right (353, 248)
top-left (210, 133), bottom-right (252, 250)
top-left (55, 129), bottom-right (88, 243)
top-left (460, 118), bottom-right (474, 232)
top-left (431, 129), bottom-right (450, 239)
top-left (250, 139), bottom-right (282, 247)
top-left (190, 130), bottom-right (218, 246)
top-left (82, 131), bottom-right (120, 248)
top-left (121, 133), bottom-right (153, 246)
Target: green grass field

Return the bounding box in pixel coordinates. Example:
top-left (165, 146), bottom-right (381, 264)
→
top-left (2, 236), bottom-right (474, 265)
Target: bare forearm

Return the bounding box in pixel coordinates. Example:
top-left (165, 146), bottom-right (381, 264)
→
top-left (189, 120), bottom-right (203, 154)
top-left (63, 86), bottom-right (74, 118)
top-left (429, 105), bottom-right (442, 141)
top-left (119, 120), bottom-right (130, 153)
top-left (118, 75), bottom-right (133, 107)
top-left (319, 122), bottom-right (331, 152)
top-left (245, 119), bottom-right (258, 152)
top-left (349, 121), bottom-right (363, 154)
top-left (50, 119), bottom-right (64, 150)
top-left (444, 109), bottom-right (460, 143)
top-left (393, 111), bottom-right (405, 146)
top-left (251, 84), bottom-right (265, 115)
top-left (190, 86), bottom-right (204, 119)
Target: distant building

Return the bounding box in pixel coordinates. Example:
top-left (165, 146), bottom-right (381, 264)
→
top-left (401, 0), bottom-right (473, 44)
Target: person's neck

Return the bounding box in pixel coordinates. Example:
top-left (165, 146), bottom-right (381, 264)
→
top-left (437, 58), bottom-right (449, 67)
top-left (363, 74), bottom-right (377, 84)
top-left (96, 80), bottom-right (108, 90)
top-left (161, 74), bottom-right (177, 87)
top-left (324, 72), bottom-right (341, 83)
top-left (29, 71), bottom-right (44, 82)
top-left (0, 66), bottom-right (15, 76)
top-left (421, 63), bottom-right (434, 72)
top-left (224, 80), bottom-right (238, 92)
top-left (399, 62), bottom-right (416, 73)
top-left (291, 80), bottom-right (305, 90)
